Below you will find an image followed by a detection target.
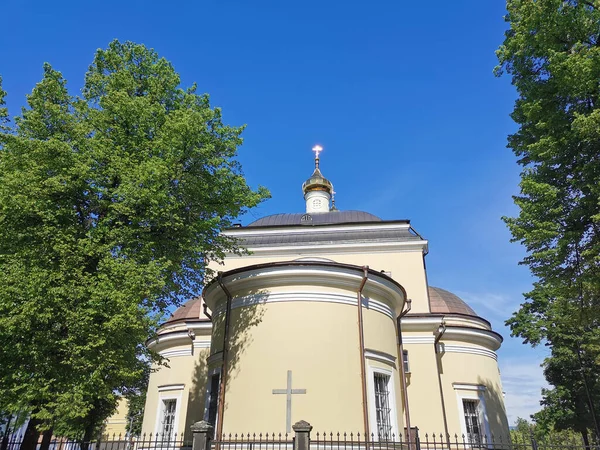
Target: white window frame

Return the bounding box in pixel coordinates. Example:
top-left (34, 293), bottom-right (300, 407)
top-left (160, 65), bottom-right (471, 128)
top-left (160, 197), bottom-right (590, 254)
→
top-left (402, 350), bottom-right (410, 374)
top-left (203, 367), bottom-right (222, 428)
top-left (367, 365), bottom-right (399, 441)
top-left (454, 384), bottom-right (491, 445)
top-left (154, 385), bottom-right (184, 438)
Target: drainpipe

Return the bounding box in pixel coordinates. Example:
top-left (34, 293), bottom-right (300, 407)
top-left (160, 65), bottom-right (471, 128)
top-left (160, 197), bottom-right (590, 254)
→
top-left (357, 266), bottom-right (370, 443)
top-left (396, 299), bottom-right (412, 448)
top-left (216, 272), bottom-right (233, 440)
top-left (202, 302), bottom-right (213, 321)
top-left (434, 320), bottom-right (450, 448)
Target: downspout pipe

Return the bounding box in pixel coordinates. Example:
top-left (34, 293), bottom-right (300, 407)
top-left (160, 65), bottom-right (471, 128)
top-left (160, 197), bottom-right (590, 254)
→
top-left (396, 299), bottom-right (412, 448)
top-left (434, 321), bottom-right (450, 448)
top-left (216, 272), bottom-right (233, 440)
top-left (357, 266), bottom-right (370, 443)
top-left (202, 302), bottom-right (213, 321)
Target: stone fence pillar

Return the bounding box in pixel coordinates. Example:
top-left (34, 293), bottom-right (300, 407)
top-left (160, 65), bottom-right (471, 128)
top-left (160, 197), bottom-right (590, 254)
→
top-left (293, 420), bottom-right (312, 450)
top-left (191, 421), bottom-right (214, 450)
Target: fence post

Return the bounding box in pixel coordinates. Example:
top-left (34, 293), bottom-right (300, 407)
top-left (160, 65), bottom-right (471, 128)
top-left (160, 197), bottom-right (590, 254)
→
top-left (293, 420), bottom-right (312, 450)
top-left (191, 421), bottom-right (214, 450)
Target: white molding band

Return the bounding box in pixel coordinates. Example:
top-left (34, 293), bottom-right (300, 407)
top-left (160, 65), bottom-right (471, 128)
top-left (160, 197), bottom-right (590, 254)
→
top-left (453, 383), bottom-right (487, 391)
top-left (157, 339), bottom-right (211, 358)
top-left (402, 336), bottom-right (435, 344)
top-left (443, 344), bottom-right (498, 360)
top-left (159, 321), bottom-right (212, 335)
top-left (235, 240), bottom-right (428, 256)
top-left (401, 315), bottom-right (491, 332)
top-left (211, 291), bottom-right (395, 320)
top-left (194, 341), bottom-right (211, 349)
top-left (158, 384), bottom-right (185, 392)
top-left (402, 337), bottom-right (498, 358)
top-left (442, 327), bottom-right (502, 351)
top-left (160, 348), bottom-right (192, 358)
top-left (364, 348), bottom-right (397, 367)
top-left (148, 331), bottom-right (212, 349)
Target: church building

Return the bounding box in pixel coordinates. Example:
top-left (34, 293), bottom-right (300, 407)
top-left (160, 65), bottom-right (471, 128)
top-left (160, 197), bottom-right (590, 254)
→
top-left (141, 147), bottom-right (510, 443)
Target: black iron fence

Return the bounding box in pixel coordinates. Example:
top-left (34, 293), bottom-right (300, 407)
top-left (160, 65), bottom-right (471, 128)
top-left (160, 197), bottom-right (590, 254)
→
top-left (1, 425), bottom-right (598, 450)
top-left (311, 431), bottom-right (599, 450)
top-left (0, 433), bottom-right (191, 450)
top-left (211, 433), bottom-right (293, 450)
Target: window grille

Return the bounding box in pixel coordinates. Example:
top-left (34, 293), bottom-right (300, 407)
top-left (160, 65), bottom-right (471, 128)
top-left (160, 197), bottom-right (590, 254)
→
top-left (373, 373), bottom-right (392, 439)
top-left (463, 399), bottom-right (483, 444)
top-left (207, 373), bottom-right (221, 427)
top-left (161, 399), bottom-right (177, 438)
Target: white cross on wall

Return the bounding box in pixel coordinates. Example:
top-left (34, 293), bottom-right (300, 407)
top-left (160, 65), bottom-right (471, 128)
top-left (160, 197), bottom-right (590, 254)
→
top-left (272, 370), bottom-right (307, 433)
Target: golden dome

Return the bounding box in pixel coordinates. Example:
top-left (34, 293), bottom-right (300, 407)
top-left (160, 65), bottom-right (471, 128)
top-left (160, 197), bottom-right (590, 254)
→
top-left (302, 167), bottom-right (333, 195)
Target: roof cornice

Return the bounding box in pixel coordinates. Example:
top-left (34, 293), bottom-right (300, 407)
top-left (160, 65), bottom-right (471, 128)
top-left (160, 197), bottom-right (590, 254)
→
top-left (223, 221), bottom-right (414, 236)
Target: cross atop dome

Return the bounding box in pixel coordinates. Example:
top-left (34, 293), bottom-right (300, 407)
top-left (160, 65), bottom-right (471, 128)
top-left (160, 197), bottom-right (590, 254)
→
top-left (312, 145), bottom-right (323, 168)
top-left (302, 144), bottom-right (334, 214)
top-left (312, 145), bottom-right (323, 158)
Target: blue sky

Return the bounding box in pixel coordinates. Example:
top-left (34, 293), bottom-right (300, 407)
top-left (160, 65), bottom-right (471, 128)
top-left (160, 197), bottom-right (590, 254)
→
top-left (1, 0), bottom-right (547, 425)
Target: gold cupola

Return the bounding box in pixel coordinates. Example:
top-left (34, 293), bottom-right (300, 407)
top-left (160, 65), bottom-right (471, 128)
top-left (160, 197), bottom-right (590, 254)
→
top-left (303, 145), bottom-right (333, 213)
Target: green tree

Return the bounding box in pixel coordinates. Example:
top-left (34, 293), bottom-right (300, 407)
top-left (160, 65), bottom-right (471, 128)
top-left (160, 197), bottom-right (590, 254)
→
top-left (534, 346), bottom-right (600, 447)
top-left (511, 416), bottom-right (583, 446)
top-left (496, 0), bottom-right (600, 440)
top-left (0, 41), bottom-right (268, 446)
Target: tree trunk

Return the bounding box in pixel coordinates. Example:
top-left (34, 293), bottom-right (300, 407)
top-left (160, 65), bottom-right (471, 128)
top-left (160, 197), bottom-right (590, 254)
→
top-left (19, 418), bottom-right (41, 450)
top-left (39, 429), bottom-right (52, 450)
top-left (80, 420), bottom-right (96, 450)
top-left (582, 429), bottom-right (590, 450)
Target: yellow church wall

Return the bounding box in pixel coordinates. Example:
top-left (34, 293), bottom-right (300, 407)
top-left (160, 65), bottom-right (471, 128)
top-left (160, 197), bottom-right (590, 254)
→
top-left (141, 348), bottom-right (210, 441)
top-left (437, 349), bottom-right (509, 440)
top-left (398, 334), bottom-right (508, 441)
top-left (103, 397), bottom-right (129, 438)
top-left (210, 248), bottom-right (429, 313)
top-left (401, 339), bottom-right (448, 435)
top-left (209, 299), bottom-right (406, 434)
top-left (362, 308), bottom-right (398, 364)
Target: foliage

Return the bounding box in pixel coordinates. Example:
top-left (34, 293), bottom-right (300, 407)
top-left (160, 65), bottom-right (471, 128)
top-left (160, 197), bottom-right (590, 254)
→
top-left (496, 0), bottom-right (600, 438)
top-left (0, 40), bottom-right (268, 438)
top-left (510, 417), bottom-right (584, 445)
top-left (533, 343), bottom-right (600, 441)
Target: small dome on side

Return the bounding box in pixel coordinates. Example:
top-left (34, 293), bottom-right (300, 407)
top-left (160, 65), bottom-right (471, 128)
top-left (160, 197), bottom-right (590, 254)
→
top-left (428, 286), bottom-right (478, 317)
top-left (164, 297), bottom-right (210, 324)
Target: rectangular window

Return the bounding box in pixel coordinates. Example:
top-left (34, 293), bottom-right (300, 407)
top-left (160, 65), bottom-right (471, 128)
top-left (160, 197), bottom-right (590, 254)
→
top-left (160, 399), bottom-right (177, 438)
top-left (373, 373), bottom-right (392, 439)
top-left (462, 399), bottom-right (482, 444)
top-left (207, 373), bottom-right (221, 427)
top-left (402, 350), bottom-right (410, 373)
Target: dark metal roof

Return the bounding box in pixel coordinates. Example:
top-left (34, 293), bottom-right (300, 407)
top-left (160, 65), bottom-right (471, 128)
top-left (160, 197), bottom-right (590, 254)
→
top-left (428, 287), bottom-right (478, 316)
top-left (164, 297), bottom-right (210, 324)
top-left (247, 211), bottom-right (383, 227)
top-left (235, 227), bottom-right (420, 247)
